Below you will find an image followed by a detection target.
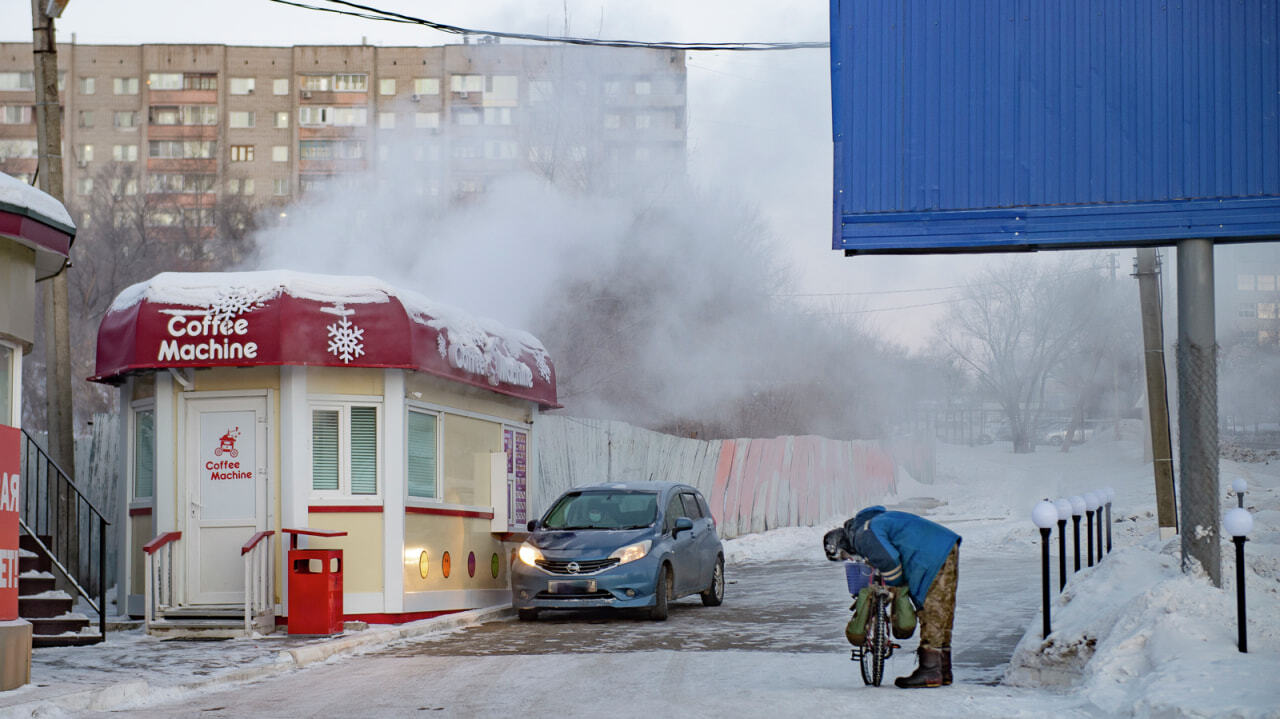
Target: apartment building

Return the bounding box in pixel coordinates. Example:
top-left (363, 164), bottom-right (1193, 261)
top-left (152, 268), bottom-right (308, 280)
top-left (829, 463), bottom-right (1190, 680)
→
top-left (0, 40), bottom-right (687, 229)
top-left (1217, 243), bottom-right (1280, 347)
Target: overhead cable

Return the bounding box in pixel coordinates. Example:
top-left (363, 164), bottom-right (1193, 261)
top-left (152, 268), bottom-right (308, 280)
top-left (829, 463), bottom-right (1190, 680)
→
top-left (266, 0), bottom-right (830, 51)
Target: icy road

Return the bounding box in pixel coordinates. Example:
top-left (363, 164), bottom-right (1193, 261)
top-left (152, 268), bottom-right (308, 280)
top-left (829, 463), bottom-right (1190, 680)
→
top-left (88, 548), bottom-right (1089, 718)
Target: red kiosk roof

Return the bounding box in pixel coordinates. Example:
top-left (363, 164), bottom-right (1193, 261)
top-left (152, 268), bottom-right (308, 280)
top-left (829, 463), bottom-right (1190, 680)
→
top-left (92, 271), bottom-right (559, 409)
top-left (0, 172), bottom-right (75, 280)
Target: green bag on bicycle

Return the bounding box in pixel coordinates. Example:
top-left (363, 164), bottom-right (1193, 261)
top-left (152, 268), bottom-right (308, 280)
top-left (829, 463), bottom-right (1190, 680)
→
top-left (845, 586), bottom-right (873, 645)
top-left (890, 585), bottom-right (917, 640)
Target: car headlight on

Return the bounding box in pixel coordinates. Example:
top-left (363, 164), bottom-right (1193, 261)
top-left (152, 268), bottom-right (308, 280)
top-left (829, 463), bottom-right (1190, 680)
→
top-left (609, 540), bottom-right (652, 566)
top-left (518, 542), bottom-right (544, 567)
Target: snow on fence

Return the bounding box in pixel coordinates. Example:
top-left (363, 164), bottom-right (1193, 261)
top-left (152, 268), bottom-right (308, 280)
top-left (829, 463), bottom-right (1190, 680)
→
top-left (535, 416), bottom-right (935, 539)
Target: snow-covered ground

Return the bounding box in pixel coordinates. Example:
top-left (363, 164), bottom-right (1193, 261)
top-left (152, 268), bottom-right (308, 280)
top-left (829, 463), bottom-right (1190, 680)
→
top-left (3, 433), bottom-right (1277, 717)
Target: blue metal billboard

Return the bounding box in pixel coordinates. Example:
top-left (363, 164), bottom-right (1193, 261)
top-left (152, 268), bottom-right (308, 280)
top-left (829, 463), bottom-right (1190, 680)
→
top-left (831, 0), bottom-right (1280, 254)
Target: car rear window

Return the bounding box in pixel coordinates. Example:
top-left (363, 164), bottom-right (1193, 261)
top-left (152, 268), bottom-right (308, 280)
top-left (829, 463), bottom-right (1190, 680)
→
top-left (542, 491), bottom-right (658, 530)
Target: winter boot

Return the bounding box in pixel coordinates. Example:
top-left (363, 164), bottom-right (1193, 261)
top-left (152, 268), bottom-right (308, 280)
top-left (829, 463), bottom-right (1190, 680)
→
top-left (894, 647), bottom-right (945, 689)
top-left (940, 648), bottom-right (952, 686)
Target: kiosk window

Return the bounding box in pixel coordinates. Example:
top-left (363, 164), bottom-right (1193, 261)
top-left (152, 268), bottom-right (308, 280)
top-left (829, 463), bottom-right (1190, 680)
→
top-left (312, 404), bottom-right (379, 496)
top-left (133, 408), bottom-right (155, 499)
top-left (406, 409), bottom-right (438, 498)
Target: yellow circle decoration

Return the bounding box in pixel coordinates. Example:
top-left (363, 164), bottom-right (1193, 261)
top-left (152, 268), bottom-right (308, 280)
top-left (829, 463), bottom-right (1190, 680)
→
top-left (418, 550), bottom-right (429, 579)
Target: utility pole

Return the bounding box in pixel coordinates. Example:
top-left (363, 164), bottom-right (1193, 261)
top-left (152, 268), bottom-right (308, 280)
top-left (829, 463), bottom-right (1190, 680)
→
top-left (1134, 248), bottom-right (1177, 539)
top-left (1176, 239), bottom-right (1220, 586)
top-left (30, 0), bottom-right (75, 479)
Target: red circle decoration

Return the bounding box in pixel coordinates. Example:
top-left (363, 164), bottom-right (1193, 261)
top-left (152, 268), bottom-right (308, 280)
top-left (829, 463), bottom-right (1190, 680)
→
top-left (442, 551), bottom-right (451, 579)
top-left (467, 551), bottom-right (476, 578)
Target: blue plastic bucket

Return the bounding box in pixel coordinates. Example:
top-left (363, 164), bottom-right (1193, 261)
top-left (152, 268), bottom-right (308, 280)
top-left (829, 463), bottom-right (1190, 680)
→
top-left (845, 560), bottom-right (873, 595)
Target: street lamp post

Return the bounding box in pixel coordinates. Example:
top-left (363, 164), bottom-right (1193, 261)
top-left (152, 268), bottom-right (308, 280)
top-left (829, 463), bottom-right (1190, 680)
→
top-left (1033, 500), bottom-right (1058, 639)
top-left (1084, 492), bottom-right (1100, 567)
top-left (1232, 478), bottom-right (1247, 509)
top-left (1225, 507), bottom-right (1252, 653)
top-left (1069, 496), bottom-right (1085, 572)
top-left (1054, 498), bottom-right (1072, 591)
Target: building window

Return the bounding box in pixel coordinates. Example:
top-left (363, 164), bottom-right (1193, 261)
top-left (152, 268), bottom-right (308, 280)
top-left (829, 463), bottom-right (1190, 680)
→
top-left (333, 74), bottom-right (368, 92)
top-left (311, 405), bottom-right (379, 496)
top-left (230, 145), bottom-right (254, 162)
top-left (378, 112), bottom-right (395, 129)
top-left (229, 111), bottom-right (255, 128)
top-left (113, 77), bottom-right (138, 95)
top-left (112, 144), bottom-right (138, 162)
top-left (452, 107), bottom-right (481, 126)
top-left (132, 406), bottom-right (155, 500)
top-left (185, 73), bottom-right (217, 91)
top-left (1238, 274), bottom-right (1256, 291)
top-left (0, 106), bottom-right (31, 124)
top-left (273, 78), bottom-right (289, 95)
top-left (0, 140), bottom-right (39, 159)
top-left (1258, 275), bottom-right (1277, 292)
top-left (79, 76), bottom-right (95, 95)
top-left (146, 173), bottom-right (216, 194)
top-left (274, 111), bottom-right (289, 129)
top-left (113, 111), bottom-right (138, 129)
top-left (603, 114), bottom-right (621, 129)
top-left (110, 177), bottom-right (138, 196)
top-left (406, 409), bottom-right (438, 499)
top-left (76, 177), bottom-right (93, 195)
top-left (229, 77), bottom-right (255, 95)
top-left (603, 80), bottom-right (621, 96)
top-left (76, 144), bottom-right (93, 163)
top-left (0, 343), bottom-right (12, 426)
top-left (227, 177), bottom-right (256, 196)
top-left (450, 74), bottom-right (483, 93)
top-left (483, 107), bottom-right (511, 126)
top-left (635, 113), bottom-right (651, 129)
top-left (412, 78), bottom-right (440, 95)
top-left (414, 112), bottom-right (440, 129)
top-left (0, 72), bottom-right (34, 91)
top-left (634, 80), bottom-right (652, 95)
top-left (272, 145), bottom-right (288, 162)
top-left (148, 105), bottom-right (217, 126)
top-left (149, 73), bottom-right (216, 91)
top-left (147, 73), bottom-right (181, 90)
top-left (77, 110), bottom-right (93, 128)
top-left (379, 78), bottom-right (396, 95)
top-left (273, 178), bottom-right (289, 196)
top-left (1259, 303), bottom-right (1277, 320)
top-left (332, 107), bottom-right (367, 126)
top-left (300, 139), bottom-right (364, 160)
top-left (483, 140), bottom-right (518, 160)
top-left (486, 75), bottom-right (518, 102)
top-left (148, 140), bottom-right (216, 159)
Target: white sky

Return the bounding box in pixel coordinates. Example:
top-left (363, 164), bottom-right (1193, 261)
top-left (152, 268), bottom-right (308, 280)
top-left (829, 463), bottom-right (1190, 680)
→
top-left (0, 0), bottom-right (999, 350)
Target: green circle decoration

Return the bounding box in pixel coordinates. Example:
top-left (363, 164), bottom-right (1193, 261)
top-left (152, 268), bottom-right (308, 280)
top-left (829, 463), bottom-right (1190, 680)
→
top-left (490, 553), bottom-right (500, 578)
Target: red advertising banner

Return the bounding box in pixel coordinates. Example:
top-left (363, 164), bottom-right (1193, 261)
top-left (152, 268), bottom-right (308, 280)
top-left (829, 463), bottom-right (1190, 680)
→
top-left (0, 425), bottom-right (19, 621)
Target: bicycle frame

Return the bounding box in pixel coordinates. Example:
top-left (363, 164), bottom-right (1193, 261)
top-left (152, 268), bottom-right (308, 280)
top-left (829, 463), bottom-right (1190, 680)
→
top-left (848, 567), bottom-right (898, 686)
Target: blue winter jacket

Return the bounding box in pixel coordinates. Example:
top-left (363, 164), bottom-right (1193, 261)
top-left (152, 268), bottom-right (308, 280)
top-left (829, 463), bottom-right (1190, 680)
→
top-left (843, 506), bottom-right (961, 608)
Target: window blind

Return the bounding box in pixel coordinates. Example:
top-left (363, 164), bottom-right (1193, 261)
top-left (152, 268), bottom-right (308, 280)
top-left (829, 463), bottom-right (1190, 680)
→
top-left (311, 409), bottom-right (339, 491)
top-left (349, 406), bottom-right (378, 495)
top-left (406, 410), bottom-right (437, 498)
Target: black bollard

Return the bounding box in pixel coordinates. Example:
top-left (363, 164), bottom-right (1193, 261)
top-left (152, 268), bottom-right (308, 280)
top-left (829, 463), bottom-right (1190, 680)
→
top-left (1234, 535), bottom-right (1248, 653)
top-left (1086, 509), bottom-right (1095, 567)
top-left (1096, 506), bottom-right (1104, 560)
top-left (1072, 515), bottom-right (1082, 572)
top-left (1040, 527), bottom-right (1052, 638)
top-left (1105, 501), bottom-right (1113, 554)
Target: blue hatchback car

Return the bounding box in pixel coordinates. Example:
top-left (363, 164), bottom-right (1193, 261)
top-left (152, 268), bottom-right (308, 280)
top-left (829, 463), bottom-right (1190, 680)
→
top-left (511, 482), bottom-right (725, 621)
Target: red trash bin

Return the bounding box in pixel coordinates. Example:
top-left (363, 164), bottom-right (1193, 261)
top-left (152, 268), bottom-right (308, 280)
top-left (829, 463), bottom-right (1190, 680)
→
top-left (283, 528), bottom-right (347, 635)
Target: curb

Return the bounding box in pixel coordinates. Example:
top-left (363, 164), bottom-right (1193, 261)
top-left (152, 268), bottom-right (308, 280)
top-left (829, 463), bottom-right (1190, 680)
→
top-left (0, 605), bottom-right (513, 717)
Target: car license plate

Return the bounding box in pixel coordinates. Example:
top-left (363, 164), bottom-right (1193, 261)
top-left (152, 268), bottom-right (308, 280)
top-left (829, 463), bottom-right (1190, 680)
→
top-left (547, 580), bottom-right (596, 594)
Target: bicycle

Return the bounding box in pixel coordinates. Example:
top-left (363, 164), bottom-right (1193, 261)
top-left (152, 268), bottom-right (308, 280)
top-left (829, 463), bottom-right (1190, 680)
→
top-left (845, 561), bottom-right (899, 687)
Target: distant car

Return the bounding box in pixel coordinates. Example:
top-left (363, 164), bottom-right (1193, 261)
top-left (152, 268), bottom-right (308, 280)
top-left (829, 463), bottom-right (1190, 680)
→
top-left (511, 482), bottom-right (725, 621)
top-left (1046, 427), bottom-right (1093, 446)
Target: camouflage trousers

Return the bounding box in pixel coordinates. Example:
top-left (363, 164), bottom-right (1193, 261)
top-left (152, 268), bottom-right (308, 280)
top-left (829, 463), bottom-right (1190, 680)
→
top-left (919, 545), bottom-right (959, 650)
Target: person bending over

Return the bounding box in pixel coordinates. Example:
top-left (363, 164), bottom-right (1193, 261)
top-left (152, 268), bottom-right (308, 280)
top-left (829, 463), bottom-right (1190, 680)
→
top-left (824, 505), bottom-right (961, 688)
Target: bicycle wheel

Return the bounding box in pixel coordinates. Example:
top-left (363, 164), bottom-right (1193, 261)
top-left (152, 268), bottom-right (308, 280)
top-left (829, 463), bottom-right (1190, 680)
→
top-left (859, 594), bottom-right (887, 686)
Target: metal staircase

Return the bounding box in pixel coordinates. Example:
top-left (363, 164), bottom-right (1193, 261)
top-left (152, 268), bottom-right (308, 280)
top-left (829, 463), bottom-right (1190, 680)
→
top-left (18, 429), bottom-right (109, 647)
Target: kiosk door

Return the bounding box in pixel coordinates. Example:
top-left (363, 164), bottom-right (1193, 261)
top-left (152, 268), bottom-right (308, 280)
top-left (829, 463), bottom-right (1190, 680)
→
top-left (184, 396), bottom-right (268, 605)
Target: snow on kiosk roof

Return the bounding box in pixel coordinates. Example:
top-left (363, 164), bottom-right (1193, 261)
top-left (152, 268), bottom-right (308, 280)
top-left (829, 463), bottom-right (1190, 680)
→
top-left (91, 271), bottom-right (559, 409)
top-left (0, 171), bottom-right (75, 280)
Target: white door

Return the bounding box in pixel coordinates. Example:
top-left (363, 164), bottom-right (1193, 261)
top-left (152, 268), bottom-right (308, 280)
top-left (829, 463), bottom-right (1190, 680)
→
top-left (185, 397), bottom-right (267, 605)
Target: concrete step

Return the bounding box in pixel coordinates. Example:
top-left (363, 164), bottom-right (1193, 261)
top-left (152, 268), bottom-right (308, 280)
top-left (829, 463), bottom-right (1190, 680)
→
top-left (29, 613), bottom-right (91, 636)
top-left (18, 591), bottom-right (74, 618)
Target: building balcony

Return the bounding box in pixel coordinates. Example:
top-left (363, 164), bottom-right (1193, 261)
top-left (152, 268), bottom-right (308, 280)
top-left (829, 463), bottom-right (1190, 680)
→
top-left (299, 158), bottom-right (367, 173)
top-left (298, 90), bottom-right (368, 105)
top-left (146, 124), bottom-right (219, 141)
top-left (147, 89), bottom-right (218, 105)
top-left (146, 158), bottom-right (218, 173)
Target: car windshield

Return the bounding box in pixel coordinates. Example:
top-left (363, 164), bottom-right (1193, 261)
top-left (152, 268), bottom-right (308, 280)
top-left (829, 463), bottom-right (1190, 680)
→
top-left (541, 490), bottom-right (659, 530)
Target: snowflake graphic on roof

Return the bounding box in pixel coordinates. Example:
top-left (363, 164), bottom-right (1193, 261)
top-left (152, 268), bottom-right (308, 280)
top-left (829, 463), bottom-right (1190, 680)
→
top-left (322, 305), bottom-right (366, 364)
top-left (208, 286), bottom-right (270, 324)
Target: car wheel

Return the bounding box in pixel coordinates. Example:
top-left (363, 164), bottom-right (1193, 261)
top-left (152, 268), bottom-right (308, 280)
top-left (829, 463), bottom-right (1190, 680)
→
top-left (700, 556), bottom-right (724, 607)
top-left (649, 564), bottom-right (671, 621)
top-left (517, 608), bottom-right (538, 621)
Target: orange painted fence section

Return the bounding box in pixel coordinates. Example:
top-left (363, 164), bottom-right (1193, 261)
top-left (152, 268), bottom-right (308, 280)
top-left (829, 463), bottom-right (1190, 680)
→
top-left (536, 417), bottom-right (934, 539)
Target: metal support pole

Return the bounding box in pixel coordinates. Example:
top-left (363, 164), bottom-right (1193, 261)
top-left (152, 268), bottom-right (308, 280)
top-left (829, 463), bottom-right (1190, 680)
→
top-left (1040, 527), bottom-right (1052, 638)
top-left (1105, 502), bottom-right (1113, 554)
top-left (1234, 536), bottom-right (1247, 653)
top-left (1176, 239), bottom-right (1221, 587)
top-left (1057, 519), bottom-right (1067, 591)
top-left (1086, 510), bottom-right (1094, 567)
top-left (1072, 516), bottom-right (1081, 572)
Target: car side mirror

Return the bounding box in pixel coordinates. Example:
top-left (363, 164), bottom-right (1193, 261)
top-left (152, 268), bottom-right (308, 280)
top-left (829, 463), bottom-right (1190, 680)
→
top-left (673, 517), bottom-right (694, 536)
top-left (527, 519), bottom-right (539, 532)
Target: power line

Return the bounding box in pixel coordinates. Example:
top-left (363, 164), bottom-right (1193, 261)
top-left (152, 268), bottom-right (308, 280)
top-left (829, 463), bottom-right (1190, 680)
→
top-left (266, 0), bottom-right (830, 51)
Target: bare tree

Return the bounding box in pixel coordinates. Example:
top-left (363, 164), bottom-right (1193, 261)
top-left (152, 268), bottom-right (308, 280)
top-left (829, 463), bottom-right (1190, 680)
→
top-left (937, 256), bottom-right (1106, 453)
